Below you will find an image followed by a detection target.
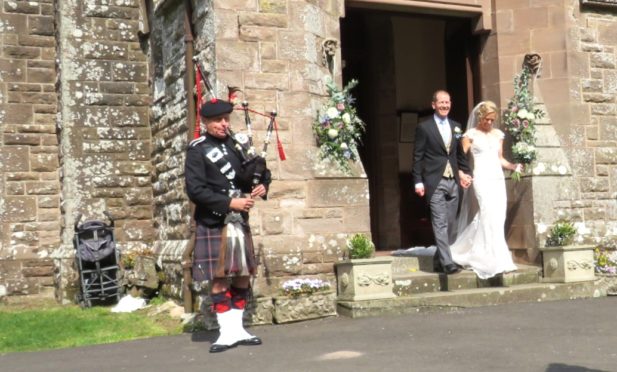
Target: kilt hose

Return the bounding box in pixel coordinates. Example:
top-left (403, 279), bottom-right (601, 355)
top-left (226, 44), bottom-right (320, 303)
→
top-left (193, 223), bottom-right (257, 282)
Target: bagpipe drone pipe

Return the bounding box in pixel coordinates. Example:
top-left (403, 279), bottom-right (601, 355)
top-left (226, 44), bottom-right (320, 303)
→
top-left (193, 57), bottom-right (286, 186)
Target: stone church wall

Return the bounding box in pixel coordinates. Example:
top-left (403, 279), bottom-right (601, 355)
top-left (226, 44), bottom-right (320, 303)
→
top-left (0, 0), bottom-right (59, 297)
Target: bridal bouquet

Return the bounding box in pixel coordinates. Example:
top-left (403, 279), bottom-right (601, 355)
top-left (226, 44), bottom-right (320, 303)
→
top-left (312, 77), bottom-right (365, 173)
top-left (502, 66), bottom-right (544, 181)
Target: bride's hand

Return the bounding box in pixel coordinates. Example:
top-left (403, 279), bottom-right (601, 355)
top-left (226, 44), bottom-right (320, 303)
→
top-left (514, 163), bottom-right (523, 173)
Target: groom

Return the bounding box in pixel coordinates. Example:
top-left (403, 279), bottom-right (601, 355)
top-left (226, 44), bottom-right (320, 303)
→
top-left (412, 90), bottom-right (472, 275)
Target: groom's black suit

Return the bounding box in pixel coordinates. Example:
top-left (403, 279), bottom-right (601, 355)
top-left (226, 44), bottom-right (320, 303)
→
top-left (412, 117), bottom-right (470, 202)
top-left (412, 116), bottom-right (471, 271)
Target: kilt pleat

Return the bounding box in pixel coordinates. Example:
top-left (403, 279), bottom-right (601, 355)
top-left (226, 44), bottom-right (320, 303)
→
top-left (193, 223), bottom-right (257, 282)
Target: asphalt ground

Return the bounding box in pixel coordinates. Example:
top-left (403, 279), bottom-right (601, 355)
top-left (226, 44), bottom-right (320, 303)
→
top-left (2, 297), bottom-right (616, 372)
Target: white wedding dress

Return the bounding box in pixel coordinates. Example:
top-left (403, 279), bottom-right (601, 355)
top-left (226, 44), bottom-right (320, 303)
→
top-left (450, 128), bottom-right (517, 279)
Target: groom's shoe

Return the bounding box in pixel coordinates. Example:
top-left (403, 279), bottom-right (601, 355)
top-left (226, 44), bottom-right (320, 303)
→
top-left (444, 264), bottom-right (461, 275)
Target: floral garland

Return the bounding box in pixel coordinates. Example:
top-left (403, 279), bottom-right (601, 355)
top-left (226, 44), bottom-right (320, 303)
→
top-left (312, 77), bottom-right (366, 173)
top-left (280, 278), bottom-right (331, 298)
top-left (502, 66), bottom-right (545, 181)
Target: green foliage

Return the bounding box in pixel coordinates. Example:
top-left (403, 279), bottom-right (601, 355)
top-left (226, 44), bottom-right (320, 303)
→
top-left (545, 220), bottom-right (577, 247)
top-left (0, 305), bottom-right (178, 353)
top-left (347, 233), bottom-right (375, 259)
top-left (312, 77), bottom-right (366, 173)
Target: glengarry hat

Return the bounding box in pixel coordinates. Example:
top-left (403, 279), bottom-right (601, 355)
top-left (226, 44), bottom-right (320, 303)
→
top-left (200, 98), bottom-right (234, 118)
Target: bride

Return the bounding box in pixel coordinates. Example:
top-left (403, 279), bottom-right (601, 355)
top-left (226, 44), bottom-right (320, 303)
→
top-left (451, 101), bottom-right (520, 279)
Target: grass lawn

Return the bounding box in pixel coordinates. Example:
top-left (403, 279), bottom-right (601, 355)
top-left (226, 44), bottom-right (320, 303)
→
top-left (0, 297), bottom-right (184, 354)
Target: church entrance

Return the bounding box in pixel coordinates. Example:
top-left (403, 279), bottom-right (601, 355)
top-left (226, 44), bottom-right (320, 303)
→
top-left (341, 4), bottom-right (483, 251)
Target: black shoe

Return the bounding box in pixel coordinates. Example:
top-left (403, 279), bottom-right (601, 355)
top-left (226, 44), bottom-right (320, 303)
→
top-left (237, 336), bottom-right (262, 346)
top-left (209, 343), bottom-right (237, 353)
top-left (444, 264), bottom-right (461, 275)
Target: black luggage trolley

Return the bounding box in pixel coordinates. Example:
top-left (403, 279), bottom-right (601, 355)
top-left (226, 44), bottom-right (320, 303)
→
top-left (73, 211), bottom-right (122, 307)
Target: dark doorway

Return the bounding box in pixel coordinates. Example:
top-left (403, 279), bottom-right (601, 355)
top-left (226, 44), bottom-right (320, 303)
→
top-left (341, 8), bottom-right (481, 251)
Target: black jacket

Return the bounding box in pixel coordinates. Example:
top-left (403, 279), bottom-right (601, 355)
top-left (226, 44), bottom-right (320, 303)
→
top-left (412, 117), bottom-right (471, 202)
top-left (185, 135), bottom-right (271, 227)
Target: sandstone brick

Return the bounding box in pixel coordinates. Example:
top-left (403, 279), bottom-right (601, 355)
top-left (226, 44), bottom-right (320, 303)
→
top-left (580, 177), bottom-right (609, 192)
top-left (22, 265), bottom-right (54, 277)
top-left (239, 12), bottom-right (287, 28)
top-left (121, 220), bottom-right (155, 241)
top-left (28, 67), bottom-right (56, 84)
top-left (81, 41), bottom-right (129, 60)
top-left (0, 104), bottom-right (33, 124)
top-left (18, 124), bottom-right (56, 134)
top-left (0, 59), bottom-right (26, 82)
top-left (17, 34), bottom-right (55, 48)
top-left (1, 196), bottom-right (37, 222)
top-left (261, 42), bottom-right (276, 59)
top-left (591, 53), bottom-right (616, 69)
top-left (5, 172), bottom-right (38, 181)
top-left (3, 133), bottom-right (40, 145)
top-left (6, 182), bottom-right (25, 195)
top-left (3, 1), bottom-right (39, 14)
top-left (99, 82), bottom-right (134, 94)
top-left (37, 196), bottom-right (59, 209)
top-left (3, 45), bottom-right (40, 59)
top-left (25, 181), bottom-right (59, 195)
top-left (239, 26), bottom-right (277, 42)
top-left (244, 72), bottom-right (288, 90)
top-left (29, 16), bottom-right (55, 36)
top-left (8, 91), bottom-right (56, 105)
top-left (84, 5), bottom-right (139, 19)
top-left (216, 40), bottom-right (259, 71)
top-left (0, 146), bottom-right (29, 172)
top-left (30, 153), bottom-right (59, 172)
top-left (125, 188), bottom-right (153, 206)
top-left (214, 0), bottom-right (259, 11)
top-left (306, 179), bottom-right (369, 207)
top-left (40, 135), bottom-right (58, 146)
top-left (111, 61), bottom-right (148, 82)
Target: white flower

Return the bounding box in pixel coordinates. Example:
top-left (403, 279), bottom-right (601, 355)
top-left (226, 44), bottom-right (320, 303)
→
top-left (327, 107), bottom-right (339, 119)
top-left (517, 109), bottom-right (529, 119)
top-left (342, 112), bottom-right (351, 124)
top-left (340, 142), bottom-right (348, 150)
top-left (526, 111), bottom-right (535, 120)
top-left (327, 128), bottom-right (339, 139)
top-left (558, 165), bottom-right (567, 175)
top-left (454, 127), bottom-right (462, 133)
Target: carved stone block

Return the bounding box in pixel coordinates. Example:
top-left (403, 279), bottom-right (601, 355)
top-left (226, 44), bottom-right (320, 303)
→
top-left (335, 257), bottom-right (396, 301)
top-left (541, 244), bottom-right (596, 283)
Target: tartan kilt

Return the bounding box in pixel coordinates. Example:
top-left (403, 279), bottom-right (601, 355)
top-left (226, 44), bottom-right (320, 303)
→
top-left (193, 223), bottom-right (257, 282)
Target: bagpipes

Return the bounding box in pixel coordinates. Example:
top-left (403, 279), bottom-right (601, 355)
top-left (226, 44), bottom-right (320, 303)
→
top-left (193, 57), bottom-right (286, 185)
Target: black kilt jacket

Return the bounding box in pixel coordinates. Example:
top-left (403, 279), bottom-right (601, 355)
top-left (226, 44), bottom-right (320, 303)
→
top-left (184, 135), bottom-right (271, 227)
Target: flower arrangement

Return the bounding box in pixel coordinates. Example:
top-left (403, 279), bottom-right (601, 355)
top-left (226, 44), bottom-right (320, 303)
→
top-left (594, 247), bottom-right (617, 275)
top-left (346, 233), bottom-right (375, 259)
top-left (545, 220), bottom-right (577, 247)
top-left (280, 278), bottom-right (332, 298)
top-left (313, 77), bottom-right (366, 173)
top-left (502, 66), bottom-right (545, 181)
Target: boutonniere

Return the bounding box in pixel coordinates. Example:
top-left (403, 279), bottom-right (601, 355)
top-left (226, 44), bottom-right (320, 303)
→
top-left (454, 127), bottom-right (462, 140)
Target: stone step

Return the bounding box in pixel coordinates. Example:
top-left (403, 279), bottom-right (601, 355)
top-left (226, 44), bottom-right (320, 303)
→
top-left (337, 280), bottom-right (600, 318)
top-left (392, 264), bottom-right (542, 296)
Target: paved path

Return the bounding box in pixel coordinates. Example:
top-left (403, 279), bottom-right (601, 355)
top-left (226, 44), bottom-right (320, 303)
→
top-left (2, 297), bottom-right (616, 372)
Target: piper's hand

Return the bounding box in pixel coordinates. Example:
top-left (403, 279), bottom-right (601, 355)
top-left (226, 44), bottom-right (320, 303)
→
top-left (230, 198), bottom-right (255, 213)
top-left (251, 184), bottom-right (267, 198)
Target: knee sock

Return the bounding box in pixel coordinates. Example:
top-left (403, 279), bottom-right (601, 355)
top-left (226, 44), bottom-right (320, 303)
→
top-left (211, 291), bottom-right (232, 313)
top-left (230, 286), bottom-right (250, 310)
